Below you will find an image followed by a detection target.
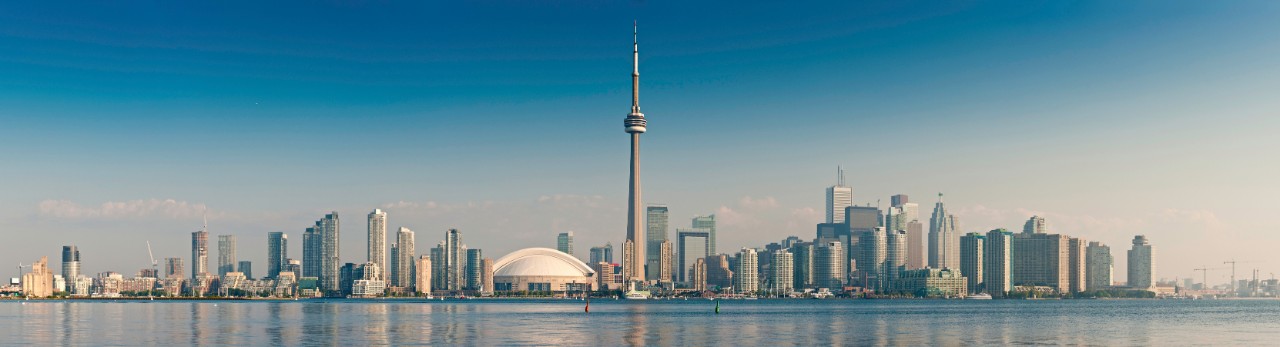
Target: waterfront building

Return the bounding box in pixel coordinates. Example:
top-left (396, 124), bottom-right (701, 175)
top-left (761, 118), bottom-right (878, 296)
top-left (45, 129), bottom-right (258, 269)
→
top-left (303, 226), bottom-right (320, 279)
top-left (392, 227), bottom-right (416, 290)
top-left (677, 229), bottom-right (710, 283)
top-left (857, 228), bottom-right (887, 291)
top-left (192, 228), bottom-right (209, 281)
top-left (238, 261), bottom-right (252, 279)
top-left (62, 245), bottom-right (80, 285)
top-left (769, 250), bottom-right (794, 294)
top-left (905, 221), bottom-right (925, 270)
top-left (466, 249), bottom-right (484, 291)
top-left (492, 248), bottom-right (596, 293)
top-left (960, 232), bottom-right (985, 293)
top-left (589, 243), bottom-right (613, 265)
top-left (735, 248), bottom-right (759, 293)
top-left (1012, 232), bottom-right (1070, 292)
top-left (1085, 242), bottom-right (1113, 291)
top-left (368, 209), bottom-right (387, 277)
top-left (814, 241), bottom-right (845, 290)
top-left (622, 24), bottom-right (649, 284)
top-left (1128, 235), bottom-right (1155, 289)
top-left (928, 193), bottom-right (960, 269)
top-left (825, 166), bottom-right (853, 224)
top-left (886, 229), bottom-right (907, 289)
top-left (646, 205), bottom-right (669, 281)
top-left (557, 232), bottom-right (574, 257)
top-left (692, 215), bottom-right (717, 256)
top-left (317, 212), bottom-right (341, 294)
top-left (658, 239), bottom-right (673, 283)
top-left (164, 257), bottom-right (184, 279)
top-left (1068, 237), bottom-right (1087, 293)
top-left (789, 242), bottom-right (814, 290)
top-left (895, 268), bottom-right (967, 297)
top-left (482, 258), bottom-right (494, 294)
top-left (218, 235), bottom-right (237, 278)
top-left (705, 254), bottom-right (734, 290)
top-left (437, 228), bottom-right (466, 292)
top-left (267, 232), bottom-right (287, 279)
top-left (983, 229), bottom-right (1013, 298)
top-left (21, 256), bottom-right (54, 298)
top-left (1023, 216), bottom-right (1048, 234)
top-left (415, 255), bottom-right (431, 296)
top-left (593, 262), bottom-right (615, 290)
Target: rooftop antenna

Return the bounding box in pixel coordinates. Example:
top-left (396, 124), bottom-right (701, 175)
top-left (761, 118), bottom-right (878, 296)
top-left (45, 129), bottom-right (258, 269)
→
top-left (837, 166), bottom-right (846, 186)
top-left (202, 207), bottom-right (209, 233)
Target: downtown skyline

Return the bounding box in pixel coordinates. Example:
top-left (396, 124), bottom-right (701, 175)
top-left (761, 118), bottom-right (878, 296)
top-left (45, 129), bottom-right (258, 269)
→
top-left (2, 1), bottom-right (1279, 285)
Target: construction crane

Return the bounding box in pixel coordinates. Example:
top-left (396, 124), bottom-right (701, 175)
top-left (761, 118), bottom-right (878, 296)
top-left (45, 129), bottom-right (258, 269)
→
top-left (1224, 260), bottom-right (1263, 295)
top-left (146, 241), bottom-right (159, 299)
top-left (1192, 266), bottom-right (1223, 291)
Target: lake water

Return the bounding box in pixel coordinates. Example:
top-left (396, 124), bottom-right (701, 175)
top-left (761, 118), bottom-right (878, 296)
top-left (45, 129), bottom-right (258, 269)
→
top-left (2, 298), bottom-right (1276, 346)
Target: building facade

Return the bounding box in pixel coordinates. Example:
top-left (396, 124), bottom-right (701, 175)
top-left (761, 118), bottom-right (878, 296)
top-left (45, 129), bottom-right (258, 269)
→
top-left (928, 194), bottom-right (960, 269)
top-left (960, 232), bottom-right (985, 293)
top-left (646, 205), bottom-right (669, 281)
top-left (368, 209), bottom-right (387, 277)
top-left (734, 248), bottom-right (759, 293)
top-left (1127, 235), bottom-right (1155, 289)
top-left (983, 229), bottom-right (1013, 298)
top-left (826, 167), bottom-right (853, 224)
top-left (218, 235), bottom-right (237, 278)
top-left (267, 232), bottom-right (287, 279)
top-left (1085, 241), bottom-right (1113, 291)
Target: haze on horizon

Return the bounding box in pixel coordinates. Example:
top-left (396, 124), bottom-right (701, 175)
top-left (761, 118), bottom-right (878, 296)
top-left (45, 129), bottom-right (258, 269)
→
top-left (1, 1), bottom-right (1277, 285)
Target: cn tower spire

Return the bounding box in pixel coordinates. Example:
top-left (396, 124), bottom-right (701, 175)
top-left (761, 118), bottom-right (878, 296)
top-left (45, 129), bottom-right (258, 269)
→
top-left (631, 21), bottom-right (640, 114)
top-left (623, 21), bottom-right (647, 286)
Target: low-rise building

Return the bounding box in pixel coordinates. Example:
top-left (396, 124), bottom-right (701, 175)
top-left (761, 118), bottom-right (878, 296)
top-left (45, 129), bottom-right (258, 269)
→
top-left (894, 268), bottom-right (967, 297)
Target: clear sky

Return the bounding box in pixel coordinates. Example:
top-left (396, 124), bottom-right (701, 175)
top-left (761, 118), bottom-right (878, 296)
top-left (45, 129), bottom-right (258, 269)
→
top-left (2, 1), bottom-right (1278, 285)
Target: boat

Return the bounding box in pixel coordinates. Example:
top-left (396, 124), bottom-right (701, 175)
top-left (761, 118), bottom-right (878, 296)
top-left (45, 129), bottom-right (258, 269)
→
top-left (966, 293), bottom-right (993, 300)
top-left (624, 290), bottom-right (651, 300)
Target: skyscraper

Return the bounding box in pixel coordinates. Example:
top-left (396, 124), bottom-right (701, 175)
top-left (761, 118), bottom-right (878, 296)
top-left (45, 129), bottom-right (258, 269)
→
top-left (658, 239), bottom-right (674, 283)
top-left (218, 235), bottom-right (237, 278)
top-left (416, 255), bottom-right (432, 296)
top-left (814, 241), bottom-right (845, 290)
top-left (466, 248), bottom-right (483, 291)
top-left (825, 166), bottom-right (853, 224)
top-left (441, 229), bottom-right (465, 291)
top-left (1012, 232), bottom-right (1070, 292)
top-left (885, 229), bottom-right (907, 290)
top-left (1085, 242), bottom-right (1113, 291)
top-left (590, 243), bottom-right (614, 265)
top-left (677, 229), bottom-right (710, 283)
top-left (1127, 235), bottom-right (1155, 289)
top-left (960, 232), bottom-right (985, 294)
top-left (191, 227), bottom-right (208, 280)
top-left (928, 193), bottom-right (960, 269)
top-left (1067, 237), bottom-right (1087, 293)
top-left (692, 215), bottom-right (717, 256)
top-left (1023, 216), bottom-right (1048, 234)
top-left (857, 227), bottom-right (887, 291)
top-left (705, 254), bottom-right (734, 289)
top-left (303, 226), bottom-right (320, 279)
top-left (238, 261), bottom-right (252, 279)
top-left (983, 229), bottom-right (1013, 298)
top-left (317, 212), bottom-right (341, 294)
top-left (789, 242), bottom-right (814, 291)
top-left (557, 232), bottom-right (574, 257)
top-left (735, 248), bottom-right (759, 293)
top-left (393, 227), bottom-right (415, 289)
top-left (888, 195), bottom-right (924, 270)
top-left (267, 232), bottom-right (287, 279)
top-left (769, 250), bottom-right (794, 295)
top-left (482, 258), bottom-right (495, 293)
top-left (61, 245), bottom-right (80, 284)
top-left (646, 205), bottom-right (669, 281)
top-left (622, 23), bottom-right (648, 284)
top-left (368, 209), bottom-right (387, 277)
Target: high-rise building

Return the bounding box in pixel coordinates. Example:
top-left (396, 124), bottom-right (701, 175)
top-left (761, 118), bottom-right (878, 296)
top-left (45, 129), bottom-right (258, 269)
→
top-left (482, 258), bottom-right (495, 293)
top-left (557, 232), bottom-right (574, 257)
top-left (789, 242), bottom-right (814, 290)
top-left (1023, 216), bottom-right (1048, 234)
top-left (691, 258), bottom-right (707, 292)
top-left (705, 254), bottom-right (734, 290)
top-left (658, 239), bottom-right (674, 283)
top-left (61, 245), bottom-right (80, 284)
top-left (960, 232), bottom-right (985, 294)
top-left (238, 261), bottom-right (252, 279)
top-left (885, 229), bottom-right (907, 290)
top-left (303, 226), bottom-right (319, 279)
top-left (646, 205), bottom-right (669, 281)
top-left (218, 235), bottom-right (237, 278)
top-left (814, 241), bottom-right (845, 290)
top-left (928, 193), bottom-right (960, 269)
top-left (317, 212), bottom-right (341, 294)
top-left (415, 255), bottom-right (432, 296)
top-left (769, 250), bottom-right (795, 295)
top-left (1067, 237), bottom-right (1087, 293)
top-left (692, 215), bottom-right (717, 256)
top-left (983, 229), bottom-right (1013, 298)
top-left (440, 229), bottom-right (466, 292)
top-left (21, 256), bottom-right (54, 298)
top-left (589, 243), bottom-right (614, 265)
top-left (1085, 242), bottom-right (1113, 291)
top-left (904, 221), bottom-right (925, 270)
top-left (466, 249), bottom-right (484, 291)
top-left (677, 229), bottom-right (710, 283)
top-left (164, 257), bottom-right (184, 279)
top-left (734, 248), bottom-right (759, 293)
top-left (267, 232), bottom-right (287, 279)
top-left (191, 228), bottom-right (209, 280)
top-left (857, 227), bottom-right (887, 291)
top-left (622, 24), bottom-right (649, 285)
top-left (368, 209), bottom-right (387, 277)
top-left (392, 227), bottom-right (415, 290)
top-left (594, 262), bottom-right (616, 290)
top-left (825, 166), bottom-right (853, 224)
top-left (1127, 235), bottom-right (1155, 289)
top-left (1012, 233), bottom-right (1070, 292)
top-left (887, 195), bottom-right (924, 270)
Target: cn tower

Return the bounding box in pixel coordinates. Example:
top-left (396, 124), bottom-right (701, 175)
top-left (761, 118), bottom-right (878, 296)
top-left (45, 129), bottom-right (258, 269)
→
top-left (623, 22), bottom-right (647, 284)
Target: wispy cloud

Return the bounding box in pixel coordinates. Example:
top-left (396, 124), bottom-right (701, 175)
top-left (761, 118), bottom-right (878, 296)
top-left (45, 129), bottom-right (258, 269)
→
top-left (38, 199), bottom-right (212, 220)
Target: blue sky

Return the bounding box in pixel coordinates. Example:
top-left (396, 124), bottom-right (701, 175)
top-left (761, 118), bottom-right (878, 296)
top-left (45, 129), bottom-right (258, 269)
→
top-left (1, 1), bottom-right (1278, 284)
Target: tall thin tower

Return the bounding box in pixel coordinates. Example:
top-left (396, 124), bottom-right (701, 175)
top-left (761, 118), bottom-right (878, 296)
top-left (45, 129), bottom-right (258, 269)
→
top-left (623, 22), bottom-right (648, 284)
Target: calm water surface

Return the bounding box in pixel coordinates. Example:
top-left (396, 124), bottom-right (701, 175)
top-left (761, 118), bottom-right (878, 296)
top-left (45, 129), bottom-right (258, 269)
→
top-left (2, 299), bottom-right (1277, 346)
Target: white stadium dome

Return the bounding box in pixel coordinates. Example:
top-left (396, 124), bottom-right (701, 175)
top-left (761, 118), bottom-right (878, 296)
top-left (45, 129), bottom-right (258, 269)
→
top-left (492, 248), bottom-right (596, 292)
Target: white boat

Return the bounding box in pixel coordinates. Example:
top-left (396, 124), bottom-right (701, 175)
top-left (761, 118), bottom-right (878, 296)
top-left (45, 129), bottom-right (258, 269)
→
top-left (624, 290), bottom-right (651, 300)
top-left (966, 293), bottom-right (993, 300)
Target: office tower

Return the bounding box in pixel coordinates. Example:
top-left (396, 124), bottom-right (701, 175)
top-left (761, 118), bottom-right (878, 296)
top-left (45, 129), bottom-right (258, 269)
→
top-left (816, 223), bottom-right (851, 254)
top-left (692, 215), bottom-right (717, 256)
top-left (887, 195), bottom-right (923, 270)
top-left (983, 229), bottom-right (1013, 298)
top-left (1023, 216), bottom-right (1048, 234)
top-left (164, 258), bottom-right (184, 279)
top-left (466, 249), bottom-right (483, 291)
top-left (857, 228), bottom-right (887, 291)
top-left (594, 262), bottom-right (616, 290)
top-left (303, 226), bottom-right (320, 279)
top-left (691, 258), bottom-right (707, 292)
top-left (825, 166), bottom-right (853, 224)
top-left (416, 255), bottom-right (431, 296)
top-left (21, 256), bottom-right (54, 298)
top-left (392, 227), bottom-right (415, 290)
top-left (905, 221), bottom-right (925, 269)
top-left (267, 232), bottom-right (287, 279)
top-left (431, 246), bottom-right (444, 291)
top-left (846, 206), bottom-right (883, 231)
top-left (192, 227), bottom-right (209, 280)
top-left (339, 263), bottom-right (358, 296)
top-left (1068, 238), bottom-right (1086, 293)
top-left (1085, 242), bottom-right (1113, 291)
top-left (314, 212), bottom-right (341, 294)
top-left (781, 236), bottom-right (803, 249)
top-left (890, 194), bottom-right (909, 207)
top-left (928, 193), bottom-right (960, 269)
top-left (677, 229), bottom-right (710, 283)
top-left (1012, 233), bottom-right (1070, 292)
top-left (61, 245), bottom-right (80, 283)
top-left (482, 258), bottom-right (494, 293)
top-left (1127, 235), bottom-right (1155, 289)
top-left (735, 248), bottom-right (759, 293)
top-left (238, 261), bottom-right (252, 279)
top-left (622, 24), bottom-right (649, 284)
top-left (705, 254), bottom-right (734, 289)
top-left (814, 241), bottom-right (845, 290)
top-left (960, 232), bottom-right (985, 293)
top-left (658, 239), bottom-right (674, 282)
top-left (646, 205), bottom-right (669, 281)
top-left (218, 235), bottom-right (237, 278)
top-left (590, 243), bottom-right (614, 265)
top-left (790, 242), bottom-right (814, 290)
top-left (368, 209), bottom-right (387, 276)
top-left (886, 229), bottom-right (907, 289)
top-left (557, 232), bottom-right (574, 257)
top-left (770, 250), bottom-right (794, 294)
